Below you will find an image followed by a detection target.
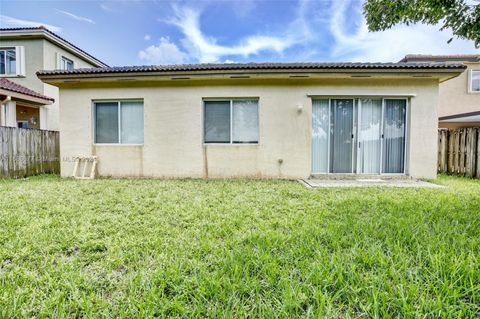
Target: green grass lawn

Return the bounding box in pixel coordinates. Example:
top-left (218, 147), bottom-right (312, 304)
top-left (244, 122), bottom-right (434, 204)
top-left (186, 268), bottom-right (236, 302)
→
top-left (0, 175), bottom-right (479, 318)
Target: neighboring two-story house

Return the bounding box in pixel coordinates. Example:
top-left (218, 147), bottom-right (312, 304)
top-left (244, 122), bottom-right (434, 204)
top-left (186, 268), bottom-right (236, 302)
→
top-left (0, 26), bottom-right (107, 130)
top-left (400, 54), bottom-right (480, 129)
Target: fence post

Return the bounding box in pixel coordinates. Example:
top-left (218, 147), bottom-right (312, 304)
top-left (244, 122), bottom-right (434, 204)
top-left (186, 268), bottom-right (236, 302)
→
top-left (447, 130), bottom-right (453, 173)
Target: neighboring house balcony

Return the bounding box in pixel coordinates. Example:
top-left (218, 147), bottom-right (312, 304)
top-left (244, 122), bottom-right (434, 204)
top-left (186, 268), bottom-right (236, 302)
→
top-left (0, 78), bottom-right (54, 129)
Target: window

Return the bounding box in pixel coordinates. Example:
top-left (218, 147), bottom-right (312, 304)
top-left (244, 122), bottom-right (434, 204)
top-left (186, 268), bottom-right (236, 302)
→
top-left (470, 70), bottom-right (480, 92)
top-left (61, 57), bottom-right (74, 71)
top-left (0, 48), bottom-right (16, 75)
top-left (17, 121), bottom-right (28, 129)
top-left (204, 99), bottom-right (259, 144)
top-left (94, 100), bottom-right (144, 144)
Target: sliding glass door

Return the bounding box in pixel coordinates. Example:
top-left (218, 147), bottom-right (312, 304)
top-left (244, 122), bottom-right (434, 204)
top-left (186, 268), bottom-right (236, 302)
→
top-left (312, 100), bottom-right (329, 174)
top-left (311, 98), bottom-right (407, 175)
top-left (357, 99), bottom-right (382, 174)
top-left (382, 99), bottom-right (407, 174)
top-left (330, 99), bottom-right (354, 173)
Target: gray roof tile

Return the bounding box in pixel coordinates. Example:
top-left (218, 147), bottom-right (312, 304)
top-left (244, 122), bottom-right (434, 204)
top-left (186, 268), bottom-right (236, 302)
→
top-left (36, 62), bottom-right (466, 77)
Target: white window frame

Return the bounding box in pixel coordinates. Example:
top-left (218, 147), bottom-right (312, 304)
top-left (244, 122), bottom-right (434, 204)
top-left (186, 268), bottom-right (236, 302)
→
top-left (468, 70), bottom-right (480, 94)
top-left (92, 99), bottom-right (144, 145)
top-left (0, 47), bottom-right (17, 76)
top-left (203, 98), bottom-right (260, 145)
top-left (61, 56), bottom-right (74, 71)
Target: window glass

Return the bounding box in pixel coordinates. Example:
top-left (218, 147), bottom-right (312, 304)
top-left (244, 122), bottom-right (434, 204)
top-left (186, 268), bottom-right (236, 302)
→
top-left (6, 50), bottom-right (16, 74)
top-left (0, 51), bottom-right (5, 74)
top-left (95, 102), bottom-right (119, 143)
top-left (0, 49), bottom-right (16, 75)
top-left (382, 99), bottom-right (406, 174)
top-left (232, 100), bottom-right (258, 143)
top-left (204, 101), bottom-right (231, 143)
top-left (121, 101), bottom-right (144, 144)
top-left (472, 70), bottom-right (480, 92)
top-left (17, 122), bottom-right (28, 129)
top-left (62, 57), bottom-right (74, 71)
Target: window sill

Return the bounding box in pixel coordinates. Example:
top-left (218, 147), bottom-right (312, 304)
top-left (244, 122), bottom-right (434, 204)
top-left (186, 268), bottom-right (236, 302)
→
top-left (93, 144), bottom-right (144, 146)
top-left (203, 143), bottom-right (259, 146)
top-left (0, 74), bottom-right (26, 78)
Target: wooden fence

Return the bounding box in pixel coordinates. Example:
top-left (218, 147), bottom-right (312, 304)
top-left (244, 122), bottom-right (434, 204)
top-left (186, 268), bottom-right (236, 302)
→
top-left (438, 128), bottom-right (480, 178)
top-left (0, 126), bottom-right (60, 178)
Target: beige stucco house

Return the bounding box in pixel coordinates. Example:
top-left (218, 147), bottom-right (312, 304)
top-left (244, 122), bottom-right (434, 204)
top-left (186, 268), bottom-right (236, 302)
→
top-left (37, 62), bottom-right (465, 179)
top-left (400, 54), bottom-right (480, 129)
top-left (0, 27), bottom-right (108, 130)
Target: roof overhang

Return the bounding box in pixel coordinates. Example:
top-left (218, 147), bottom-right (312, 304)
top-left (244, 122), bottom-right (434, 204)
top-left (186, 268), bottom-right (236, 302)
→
top-left (37, 67), bottom-right (466, 87)
top-left (0, 28), bottom-right (108, 68)
top-left (0, 89), bottom-right (53, 105)
top-left (439, 111), bottom-right (480, 123)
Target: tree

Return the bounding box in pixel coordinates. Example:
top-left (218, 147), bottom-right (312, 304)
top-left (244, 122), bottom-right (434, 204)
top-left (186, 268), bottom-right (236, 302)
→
top-left (363, 0), bottom-right (480, 47)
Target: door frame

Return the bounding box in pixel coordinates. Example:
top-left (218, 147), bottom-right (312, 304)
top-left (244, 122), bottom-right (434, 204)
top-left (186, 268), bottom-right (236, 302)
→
top-left (311, 96), bottom-right (409, 175)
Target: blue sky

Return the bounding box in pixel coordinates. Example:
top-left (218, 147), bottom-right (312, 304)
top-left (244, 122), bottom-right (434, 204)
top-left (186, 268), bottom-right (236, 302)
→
top-left (1, 0), bottom-right (479, 67)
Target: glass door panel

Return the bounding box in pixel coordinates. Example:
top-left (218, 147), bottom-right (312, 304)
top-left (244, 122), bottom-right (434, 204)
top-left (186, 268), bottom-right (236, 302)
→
top-left (330, 99), bottom-right (354, 173)
top-left (357, 99), bottom-right (382, 174)
top-left (312, 99), bottom-right (329, 173)
top-left (382, 99), bottom-right (407, 173)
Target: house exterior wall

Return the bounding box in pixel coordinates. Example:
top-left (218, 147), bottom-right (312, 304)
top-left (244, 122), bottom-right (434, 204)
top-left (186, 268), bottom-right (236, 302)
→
top-left (58, 78), bottom-right (439, 179)
top-left (0, 39), bottom-right (44, 93)
top-left (0, 38), bottom-right (100, 130)
top-left (439, 62), bottom-right (480, 118)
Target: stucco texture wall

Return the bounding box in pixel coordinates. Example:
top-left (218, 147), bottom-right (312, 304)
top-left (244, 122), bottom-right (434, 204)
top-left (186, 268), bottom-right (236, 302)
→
top-left (438, 62), bottom-right (480, 117)
top-left (58, 78), bottom-right (439, 179)
top-left (0, 39), bottom-right (44, 93)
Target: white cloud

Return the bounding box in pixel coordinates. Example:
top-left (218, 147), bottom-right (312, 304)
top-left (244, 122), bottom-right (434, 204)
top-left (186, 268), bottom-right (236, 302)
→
top-left (138, 37), bottom-right (189, 64)
top-left (329, 0), bottom-right (479, 62)
top-left (159, 3), bottom-right (312, 63)
top-left (144, 34), bottom-right (151, 41)
top-left (141, 0), bottom-right (478, 65)
top-left (99, 4), bottom-right (114, 12)
top-left (0, 15), bottom-right (61, 32)
top-left (55, 9), bottom-right (95, 24)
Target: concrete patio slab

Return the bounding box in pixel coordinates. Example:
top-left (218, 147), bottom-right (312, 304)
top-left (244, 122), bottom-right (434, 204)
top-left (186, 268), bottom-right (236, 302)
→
top-left (299, 179), bottom-right (445, 188)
